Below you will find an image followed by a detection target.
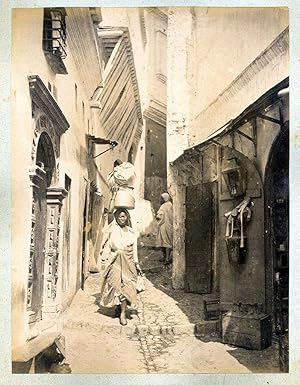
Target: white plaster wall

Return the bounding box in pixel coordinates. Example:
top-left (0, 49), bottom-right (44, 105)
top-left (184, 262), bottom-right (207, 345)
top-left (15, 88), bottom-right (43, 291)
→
top-left (145, 10), bottom-right (167, 111)
top-left (189, 7), bottom-right (288, 144)
top-left (11, 8), bottom-right (104, 347)
top-left (166, 8), bottom-right (193, 164)
top-left (11, 8), bottom-right (53, 349)
top-left (192, 7), bottom-right (288, 114)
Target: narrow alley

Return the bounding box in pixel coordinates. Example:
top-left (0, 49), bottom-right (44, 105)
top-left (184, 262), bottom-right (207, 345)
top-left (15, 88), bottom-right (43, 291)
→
top-left (62, 251), bottom-right (280, 374)
top-left (10, 6), bottom-right (290, 377)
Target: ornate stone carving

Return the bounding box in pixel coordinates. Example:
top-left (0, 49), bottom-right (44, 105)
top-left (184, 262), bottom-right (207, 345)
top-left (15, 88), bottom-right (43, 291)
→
top-left (32, 198), bottom-right (35, 215)
top-left (28, 251), bottom-right (34, 275)
top-left (29, 165), bottom-right (47, 188)
top-left (27, 76), bottom-right (68, 321)
top-left (31, 110), bottom-right (60, 161)
top-left (56, 162), bottom-right (60, 181)
top-left (27, 283), bottom-right (33, 308)
top-left (28, 75), bottom-right (69, 136)
top-left (42, 188), bottom-right (67, 308)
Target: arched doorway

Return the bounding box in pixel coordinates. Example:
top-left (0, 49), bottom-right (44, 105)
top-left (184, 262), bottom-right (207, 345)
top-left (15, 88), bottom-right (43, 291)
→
top-left (265, 123), bottom-right (289, 371)
top-left (28, 132), bottom-right (56, 323)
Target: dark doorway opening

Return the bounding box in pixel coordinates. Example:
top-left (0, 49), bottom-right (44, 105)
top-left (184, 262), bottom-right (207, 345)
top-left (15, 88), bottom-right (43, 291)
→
top-left (185, 183), bottom-right (213, 294)
top-left (265, 124), bottom-right (289, 371)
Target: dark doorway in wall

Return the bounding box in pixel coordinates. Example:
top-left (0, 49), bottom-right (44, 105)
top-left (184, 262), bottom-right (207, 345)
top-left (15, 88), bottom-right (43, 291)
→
top-left (265, 123), bottom-right (289, 371)
top-left (144, 119), bottom-right (167, 213)
top-left (185, 183), bottom-right (213, 293)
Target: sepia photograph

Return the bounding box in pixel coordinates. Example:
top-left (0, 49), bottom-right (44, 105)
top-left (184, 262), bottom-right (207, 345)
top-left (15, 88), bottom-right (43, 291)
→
top-left (9, 5), bottom-right (290, 376)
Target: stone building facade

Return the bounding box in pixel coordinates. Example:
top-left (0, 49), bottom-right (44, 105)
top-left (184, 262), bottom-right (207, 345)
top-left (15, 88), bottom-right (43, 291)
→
top-left (11, 5), bottom-right (289, 373)
top-left (167, 7), bottom-right (289, 370)
top-left (100, 8), bottom-right (168, 227)
top-left (11, 7), bottom-right (144, 372)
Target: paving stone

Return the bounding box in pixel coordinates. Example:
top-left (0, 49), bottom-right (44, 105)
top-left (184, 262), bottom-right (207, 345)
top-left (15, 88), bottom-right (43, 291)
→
top-left (148, 326), bottom-right (161, 336)
top-left (172, 324), bottom-right (195, 335)
top-left (136, 324), bottom-right (149, 336)
top-left (146, 335), bottom-right (154, 340)
top-left (120, 326), bottom-right (135, 336)
top-left (62, 269), bottom-right (281, 374)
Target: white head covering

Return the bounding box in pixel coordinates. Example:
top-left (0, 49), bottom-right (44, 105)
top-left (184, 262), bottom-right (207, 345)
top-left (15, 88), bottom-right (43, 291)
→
top-left (161, 192), bottom-right (170, 202)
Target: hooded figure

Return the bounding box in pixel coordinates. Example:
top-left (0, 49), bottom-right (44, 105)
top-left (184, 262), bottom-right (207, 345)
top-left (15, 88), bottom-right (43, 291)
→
top-left (156, 192), bottom-right (173, 265)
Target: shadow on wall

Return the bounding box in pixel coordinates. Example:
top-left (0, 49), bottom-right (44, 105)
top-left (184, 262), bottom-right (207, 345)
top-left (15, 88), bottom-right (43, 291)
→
top-left (75, 145), bottom-right (89, 169)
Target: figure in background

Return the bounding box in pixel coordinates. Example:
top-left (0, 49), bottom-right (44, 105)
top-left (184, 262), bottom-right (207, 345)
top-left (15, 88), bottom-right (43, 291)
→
top-left (99, 208), bottom-right (143, 326)
top-left (156, 192), bottom-right (173, 265)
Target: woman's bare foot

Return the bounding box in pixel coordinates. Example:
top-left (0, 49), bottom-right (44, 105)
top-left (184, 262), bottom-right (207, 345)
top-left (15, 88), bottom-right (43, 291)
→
top-left (119, 300), bottom-right (127, 326)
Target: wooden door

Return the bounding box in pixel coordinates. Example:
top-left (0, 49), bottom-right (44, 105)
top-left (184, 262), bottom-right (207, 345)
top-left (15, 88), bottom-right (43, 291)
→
top-left (31, 173), bottom-right (47, 320)
top-left (185, 183), bottom-right (213, 293)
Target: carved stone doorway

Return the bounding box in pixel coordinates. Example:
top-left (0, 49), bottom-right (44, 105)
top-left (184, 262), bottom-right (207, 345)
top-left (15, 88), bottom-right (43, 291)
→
top-left (28, 132), bottom-right (56, 325)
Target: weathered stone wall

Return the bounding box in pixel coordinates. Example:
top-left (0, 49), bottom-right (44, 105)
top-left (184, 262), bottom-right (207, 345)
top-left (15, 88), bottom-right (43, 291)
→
top-left (167, 7), bottom-right (289, 294)
top-left (166, 8), bottom-right (195, 288)
top-left (166, 8), bottom-right (193, 164)
top-left (11, 8), bottom-right (113, 349)
top-left (189, 7), bottom-right (288, 144)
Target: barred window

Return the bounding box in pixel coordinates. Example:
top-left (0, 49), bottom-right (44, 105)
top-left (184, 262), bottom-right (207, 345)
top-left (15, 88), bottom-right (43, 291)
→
top-left (43, 8), bottom-right (68, 74)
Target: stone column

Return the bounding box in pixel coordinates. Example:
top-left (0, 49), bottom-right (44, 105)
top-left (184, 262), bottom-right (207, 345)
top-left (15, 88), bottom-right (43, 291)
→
top-left (42, 187), bottom-right (67, 318)
top-left (167, 8), bottom-right (193, 289)
top-left (169, 169), bottom-right (186, 289)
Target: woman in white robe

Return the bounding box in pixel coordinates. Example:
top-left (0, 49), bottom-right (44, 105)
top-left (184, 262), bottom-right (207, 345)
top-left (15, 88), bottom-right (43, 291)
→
top-left (100, 208), bottom-right (142, 325)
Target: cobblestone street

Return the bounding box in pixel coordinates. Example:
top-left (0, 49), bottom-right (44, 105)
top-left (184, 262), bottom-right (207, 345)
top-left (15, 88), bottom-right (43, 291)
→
top-left (62, 261), bottom-right (280, 374)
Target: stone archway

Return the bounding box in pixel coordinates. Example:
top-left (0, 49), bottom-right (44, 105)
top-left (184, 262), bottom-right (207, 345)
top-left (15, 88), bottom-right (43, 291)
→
top-left (27, 76), bottom-right (69, 331)
top-left (28, 131), bottom-right (56, 324)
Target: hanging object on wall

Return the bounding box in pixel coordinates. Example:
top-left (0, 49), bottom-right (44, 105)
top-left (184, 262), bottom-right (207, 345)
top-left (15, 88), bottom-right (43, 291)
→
top-left (224, 196), bottom-right (253, 264)
top-left (222, 156), bottom-right (246, 197)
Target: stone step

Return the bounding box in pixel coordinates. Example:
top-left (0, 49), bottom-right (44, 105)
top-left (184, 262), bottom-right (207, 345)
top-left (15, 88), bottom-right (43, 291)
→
top-left (63, 318), bottom-right (219, 338)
